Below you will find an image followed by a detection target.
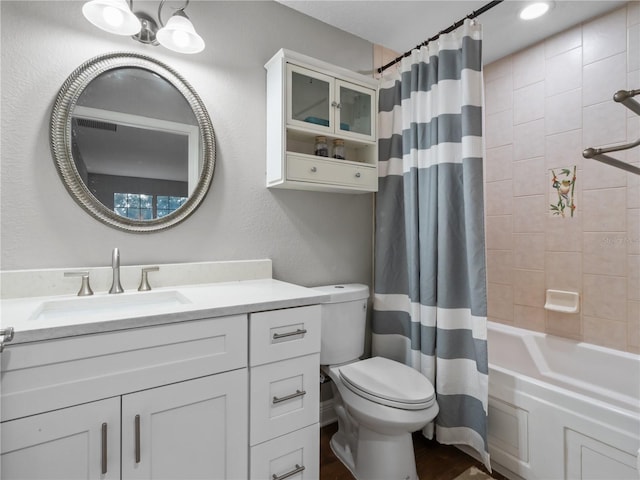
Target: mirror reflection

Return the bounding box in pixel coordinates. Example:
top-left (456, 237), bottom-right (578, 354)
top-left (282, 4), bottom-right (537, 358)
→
top-left (72, 68), bottom-right (199, 221)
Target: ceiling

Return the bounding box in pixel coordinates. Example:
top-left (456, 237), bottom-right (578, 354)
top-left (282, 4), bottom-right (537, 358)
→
top-left (276, 0), bottom-right (628, 66)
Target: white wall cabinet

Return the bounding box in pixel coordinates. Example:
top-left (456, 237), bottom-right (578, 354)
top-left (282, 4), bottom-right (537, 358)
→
top-left (266, 49), bottom-right (378, 193)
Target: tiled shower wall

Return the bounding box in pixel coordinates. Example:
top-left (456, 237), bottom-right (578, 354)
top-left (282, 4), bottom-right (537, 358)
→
top-left (484, 3), bottom-right (640, 353)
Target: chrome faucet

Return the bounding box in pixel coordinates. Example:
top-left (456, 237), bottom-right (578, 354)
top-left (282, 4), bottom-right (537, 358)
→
top-left (109, 247), bottom-right (124, 294)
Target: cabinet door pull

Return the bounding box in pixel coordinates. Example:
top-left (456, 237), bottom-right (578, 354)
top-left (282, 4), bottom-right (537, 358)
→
top-left (272, 328), bottom-right (307, 340)
top-left (135, 415), bottom-right (141, 464)
top-left (272, 464), bottom-right (306, 480)
top-left (101, 422), bottom-right (108, 475)
top-left (273, 389), bottom-right (306, 404)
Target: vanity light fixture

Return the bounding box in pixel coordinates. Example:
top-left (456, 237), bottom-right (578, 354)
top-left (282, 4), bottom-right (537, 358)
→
top-left (82, 0), bottom-right (205, 54)
top-left (519, 1), bottom-right (553, 20)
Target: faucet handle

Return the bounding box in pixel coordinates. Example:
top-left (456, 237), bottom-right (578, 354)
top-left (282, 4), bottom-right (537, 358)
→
top-left (138, 266), bottom-right (159, 292)
top-left (64, 271), bottom-right (94, 296)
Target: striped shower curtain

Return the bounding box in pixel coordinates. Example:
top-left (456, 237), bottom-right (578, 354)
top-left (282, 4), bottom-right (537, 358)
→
top-left (372, 20), bottom-right (490, 469)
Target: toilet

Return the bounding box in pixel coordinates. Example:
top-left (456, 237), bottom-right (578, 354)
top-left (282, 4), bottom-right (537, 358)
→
top-left (315, 284), bottom-right (439, 480)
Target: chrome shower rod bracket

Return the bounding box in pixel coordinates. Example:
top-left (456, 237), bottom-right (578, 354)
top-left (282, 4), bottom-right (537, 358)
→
top-left (583, 88), bottom-right (640, 176)
top-left (614, 89), bottom-right (640, 116)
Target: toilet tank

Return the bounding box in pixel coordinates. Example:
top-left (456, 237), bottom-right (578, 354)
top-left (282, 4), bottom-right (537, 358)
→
top-left (313, 284), bottom-right (369, 365)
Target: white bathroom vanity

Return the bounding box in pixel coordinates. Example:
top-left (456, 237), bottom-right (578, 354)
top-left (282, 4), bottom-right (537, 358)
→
top-left (0, 260), bottom-right (328, 480)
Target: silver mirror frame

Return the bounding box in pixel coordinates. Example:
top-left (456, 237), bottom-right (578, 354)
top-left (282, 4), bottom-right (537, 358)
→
top-left (50, 52), bottom-right (215, 233)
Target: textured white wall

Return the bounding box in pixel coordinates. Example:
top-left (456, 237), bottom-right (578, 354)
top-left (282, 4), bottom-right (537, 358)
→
top-left (0, 1), bottom-right (375, 287)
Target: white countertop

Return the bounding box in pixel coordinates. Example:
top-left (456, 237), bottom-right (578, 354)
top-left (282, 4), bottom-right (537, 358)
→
top-left (1, 279), bottom-right (330, 344)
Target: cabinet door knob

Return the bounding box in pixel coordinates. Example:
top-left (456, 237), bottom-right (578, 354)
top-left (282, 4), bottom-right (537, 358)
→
top-left (355, 172), bottom-right (361, 178)
top-left (310, 166), bottom-right (317, 173)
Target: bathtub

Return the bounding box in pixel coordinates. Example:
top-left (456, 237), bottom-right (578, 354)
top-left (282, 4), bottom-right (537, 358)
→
top-left (486, 321), bottom-right (640, 480)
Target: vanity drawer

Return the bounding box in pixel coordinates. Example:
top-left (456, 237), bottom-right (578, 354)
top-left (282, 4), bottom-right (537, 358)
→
top-left (250, 423), bottom-right (319, 480)
top-left (250, 305), bottom-right (320, 366)
top-left (287, 154), bottom-right (377, 188)
top-left (250, 353), bottom-right (319, 445)
top-left (1, 315), bottom-right (247, 422)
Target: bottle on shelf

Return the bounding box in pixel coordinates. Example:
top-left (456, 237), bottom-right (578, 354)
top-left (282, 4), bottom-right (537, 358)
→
top-left (314, 136), bottom-right (328, 157)
top-left (333, 139), bottom-right (345, 160)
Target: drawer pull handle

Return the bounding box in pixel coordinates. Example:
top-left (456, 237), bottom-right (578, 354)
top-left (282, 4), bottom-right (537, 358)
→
top-left (273, 328), bottom-right (307, 340)
top-left (273, 464), bottom-right (306, 480)
top-left (310, 166), bottom-right (317, 173)
top-left (273, 389), bottom-right (306, 404)
top-left (135, 414), bottom-right (141, 464)
top-left (101, 422), bottom-right (108, 475)
top-left (355, 172), bottom-right (361, 178)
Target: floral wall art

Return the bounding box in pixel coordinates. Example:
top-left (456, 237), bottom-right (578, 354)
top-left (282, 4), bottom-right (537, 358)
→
top-left (550, 166), bottom-right (577, 218)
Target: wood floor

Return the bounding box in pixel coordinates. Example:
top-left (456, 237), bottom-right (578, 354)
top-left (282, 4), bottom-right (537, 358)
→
top-left (320, 422), bottom-right (508, 480)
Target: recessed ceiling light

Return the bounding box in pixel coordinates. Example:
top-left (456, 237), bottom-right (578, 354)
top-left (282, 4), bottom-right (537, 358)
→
top-left (519, 2), bottom-right (552, 20)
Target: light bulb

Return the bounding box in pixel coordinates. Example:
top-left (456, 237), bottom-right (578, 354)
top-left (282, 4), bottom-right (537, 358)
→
top-left (172, 30), bottom-right (190, 48)
top-left (102, 5), bottom-right (124, 27)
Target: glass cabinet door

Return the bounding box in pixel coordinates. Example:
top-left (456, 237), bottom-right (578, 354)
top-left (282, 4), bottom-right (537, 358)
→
top-left (287, 65), bottom-right (334, 132)
top-left (336, 80), bottom-right (375, 141)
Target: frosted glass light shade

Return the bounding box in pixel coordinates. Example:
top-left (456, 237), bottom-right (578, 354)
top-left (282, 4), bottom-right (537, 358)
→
top-left (156, 13), bottom-right (205, 54)
top-left (82, 0), bottom-right (141, 35)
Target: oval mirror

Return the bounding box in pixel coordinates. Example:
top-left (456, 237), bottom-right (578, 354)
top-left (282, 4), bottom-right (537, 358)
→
top-left (50, 52), bottom-right (215, 233)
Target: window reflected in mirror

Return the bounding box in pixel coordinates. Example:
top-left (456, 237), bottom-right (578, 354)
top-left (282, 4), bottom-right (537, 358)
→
top-left (113, 193), bottom-right (187, 220)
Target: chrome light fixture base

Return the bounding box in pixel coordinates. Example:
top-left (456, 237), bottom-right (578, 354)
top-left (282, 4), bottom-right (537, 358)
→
top-left (132, 11), bottom-right (159, 45)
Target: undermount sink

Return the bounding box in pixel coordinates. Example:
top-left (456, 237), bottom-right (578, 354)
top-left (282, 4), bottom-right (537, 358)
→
top-left (28, 290), bottom-right (193, 323)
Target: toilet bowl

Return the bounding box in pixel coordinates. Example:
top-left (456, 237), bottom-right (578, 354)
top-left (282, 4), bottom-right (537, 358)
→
top-left (315, 284), bottom-right (439, 480)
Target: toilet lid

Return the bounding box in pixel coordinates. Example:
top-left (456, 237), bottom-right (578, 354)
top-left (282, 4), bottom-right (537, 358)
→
top-left (339, 357), bottom-right (435, 410)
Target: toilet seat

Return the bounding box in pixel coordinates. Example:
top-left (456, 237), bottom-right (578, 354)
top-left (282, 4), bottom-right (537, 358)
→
top-left (338, 357), bottom-right (435, 410)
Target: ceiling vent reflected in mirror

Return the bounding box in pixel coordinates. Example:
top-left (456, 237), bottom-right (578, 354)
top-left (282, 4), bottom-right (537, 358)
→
top-left (76, 118), bottom-right (118, 131)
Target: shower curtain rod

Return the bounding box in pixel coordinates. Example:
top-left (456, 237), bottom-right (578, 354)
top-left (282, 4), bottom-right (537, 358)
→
top-left (377, 0), bottom-right (504, 74)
